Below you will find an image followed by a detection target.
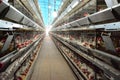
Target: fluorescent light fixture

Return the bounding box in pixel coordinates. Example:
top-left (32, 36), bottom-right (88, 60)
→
top-left (61, 2), bottom-right (63, 5)
top-left (71, 0), bottom-right (79, 8)
top-left (67, 7), bottom-right (72, 12)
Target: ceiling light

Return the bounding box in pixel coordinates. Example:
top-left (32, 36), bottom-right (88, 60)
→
top-left (52, 11), bottom-right (57, 18)
top-left (48, 5), bottom-right (51, 8)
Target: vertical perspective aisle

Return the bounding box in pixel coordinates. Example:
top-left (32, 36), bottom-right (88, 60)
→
top-left (30, 36), bottom-right (76, 80)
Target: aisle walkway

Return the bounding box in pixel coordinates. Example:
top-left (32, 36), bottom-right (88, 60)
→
top-left (30, 36), bottom-right (76, 80)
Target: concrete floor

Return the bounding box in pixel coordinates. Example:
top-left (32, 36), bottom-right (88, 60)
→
top-left (30, 36), bottom-right (76, 80)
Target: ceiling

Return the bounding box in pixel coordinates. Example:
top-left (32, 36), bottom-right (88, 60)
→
top-left (38, 0), bottom-right (62, 27)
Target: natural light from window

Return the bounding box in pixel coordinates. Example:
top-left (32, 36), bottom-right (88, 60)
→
top-left (46, 25), bottom-right (52, 36)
